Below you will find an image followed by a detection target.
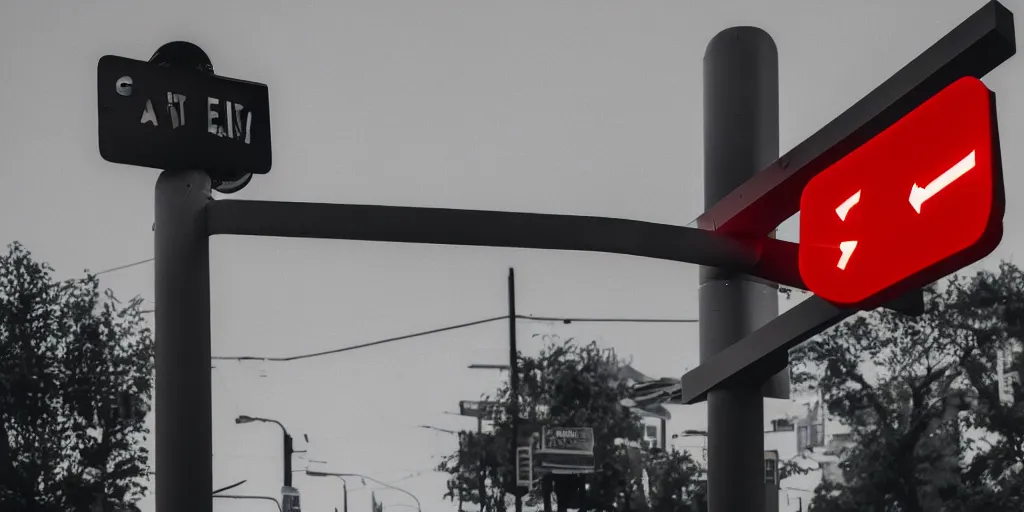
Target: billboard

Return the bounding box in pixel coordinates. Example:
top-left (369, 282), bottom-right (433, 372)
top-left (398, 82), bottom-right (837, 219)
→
top-left (540, 427), bottom-right (594, 455)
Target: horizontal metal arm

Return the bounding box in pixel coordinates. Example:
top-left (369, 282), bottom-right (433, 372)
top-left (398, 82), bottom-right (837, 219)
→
top-left (206, 199), bottom-right (924, 315)
top-left (680, 296), bottom-right (855, 404)
top-left (206, 199), bottom-right (761, 270)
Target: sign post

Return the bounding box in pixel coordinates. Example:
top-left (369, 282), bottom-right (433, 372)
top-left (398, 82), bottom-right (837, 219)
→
top-left (683, 5), bottom-right (1013, 511)
top-left (149, 42), bottom-right (218, 512)
top-left (700, 26), bottom-right (780, 512)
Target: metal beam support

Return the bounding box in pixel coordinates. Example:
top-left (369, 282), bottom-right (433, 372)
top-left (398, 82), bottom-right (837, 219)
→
top-left (696, 0), bottom-right (1015, 237)
top-left (682, 296), bottom-right (854, 404)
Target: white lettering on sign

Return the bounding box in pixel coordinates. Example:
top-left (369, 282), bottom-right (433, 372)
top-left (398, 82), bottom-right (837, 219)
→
top-left (166, 93), bottom-right (187, 129)
top-left (140, 99), bottom-right (159, 126)
top-left (835, 190), bottom-right (861, 221)
top-left (909, 150), bottom-right (976, 214)
top-left (140, 91), bottom-right (186, 128)
top-left (207, 96), bottom-right (253, 144)
top-left (134, 88), bottom-right (254, 144)
top-left (207, 97), bottom-right (223, 136)
top-left (837, 241), bottom-right (858, 270)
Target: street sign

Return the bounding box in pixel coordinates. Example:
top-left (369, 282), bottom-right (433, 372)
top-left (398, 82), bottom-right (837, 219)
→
top-left (97, 55), bottom-right (272, 180)
top-left (539, 427), bottom-right (594, 455)
top-left (799, 77), bottom-right (1004, 309)
top-left (459, 400), bottom-right (501, 419)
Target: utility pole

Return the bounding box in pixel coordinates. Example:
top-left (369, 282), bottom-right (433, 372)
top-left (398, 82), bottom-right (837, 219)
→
top-left (699, 27), bottom-right (780, 512)
top-left (478, 415), bottom-right (486, 512)
top-left (508, 268), bottom-right (523, 512)
top-left (284, 433), bottom-right (294, 487)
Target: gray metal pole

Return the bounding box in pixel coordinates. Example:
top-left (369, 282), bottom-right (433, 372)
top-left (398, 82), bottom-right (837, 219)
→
top-left (155, 169), bottom-right (213, 512)
top-left (340, 477), bottom-right (348, 512)
top-left (700, 27), bottom-right (781, 512)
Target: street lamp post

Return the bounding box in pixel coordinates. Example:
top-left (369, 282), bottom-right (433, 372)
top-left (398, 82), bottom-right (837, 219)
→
top-left (307, 470), bottom-right (422, 512)
top-left (333, 475), bottom-right (349, 512)
top-left (235, 415), bottom-right (306, 487)
top-left (212, 494), bottom-right (284, 512)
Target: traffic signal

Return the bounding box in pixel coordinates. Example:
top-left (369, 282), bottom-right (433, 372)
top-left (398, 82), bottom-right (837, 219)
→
top-left (764, 451), bottom-right (779, 486)
top-left (515, 445), bottom-right (532, 487)
top-left (799, 77), bottom-right (1004, 309)
top-left (281, 486), bottom-right (301, 512)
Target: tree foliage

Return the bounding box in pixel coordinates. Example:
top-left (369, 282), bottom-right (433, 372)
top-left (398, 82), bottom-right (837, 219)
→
top-left (0, 242), bottom-right (154, 511)
top-left (643, 448), bottom-right (706, 512)
top-left (790, 261), bottom-right (1024, 512)
top-left (437, 337), bottom-right (705, 512)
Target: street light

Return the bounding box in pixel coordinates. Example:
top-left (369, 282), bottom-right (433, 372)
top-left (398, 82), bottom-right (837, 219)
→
top-left (212, 494), bottom-right (283, 512)
top-left (235, 415), bottom-right (307, 488)
top-left (307, 470), bottom-right (422, 512)
top-left (327, 474), bottom-right (350, 512)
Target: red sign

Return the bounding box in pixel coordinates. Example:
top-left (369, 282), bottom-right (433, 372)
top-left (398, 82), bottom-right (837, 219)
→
top-left (799, 77), bottom-right (1004, 309)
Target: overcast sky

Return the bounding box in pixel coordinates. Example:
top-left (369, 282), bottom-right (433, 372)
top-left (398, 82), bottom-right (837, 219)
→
top-left (2, 1), bottom-right (1023, 511)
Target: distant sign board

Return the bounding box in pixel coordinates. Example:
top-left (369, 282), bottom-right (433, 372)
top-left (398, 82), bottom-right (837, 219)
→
top-left (97, 55), bottom-right (272, 180)
top-left (540, 427), bottom-right (594, 455)
top-left (459, 400), bottom-right (501, 419)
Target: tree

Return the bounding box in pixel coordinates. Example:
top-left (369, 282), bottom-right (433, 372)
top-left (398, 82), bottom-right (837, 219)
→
top-left (643, 448), bottom-right (706, 512)
top-left (943, 262), bottom-right (1024, 510)
top-left (789, 261), bottom-right (1024, 512)
top-left (437, 337), bottom-right (705, 512)
top-left (0, 242), bottom-right (154, 511)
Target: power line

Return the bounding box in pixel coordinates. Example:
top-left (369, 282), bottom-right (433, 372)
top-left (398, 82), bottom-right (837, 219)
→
top-left (211, 316), bottom-right (507, 362)
top-left (93, 258), bottom-right (154, 276)
top-left (91, 257), bottom-right (699, 360)
top-left (209, 313), bottom-right (697, 363)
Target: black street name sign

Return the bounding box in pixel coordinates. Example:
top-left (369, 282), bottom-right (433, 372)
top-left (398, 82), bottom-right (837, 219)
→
top-left (97, 55), bottom-right (272, 179)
